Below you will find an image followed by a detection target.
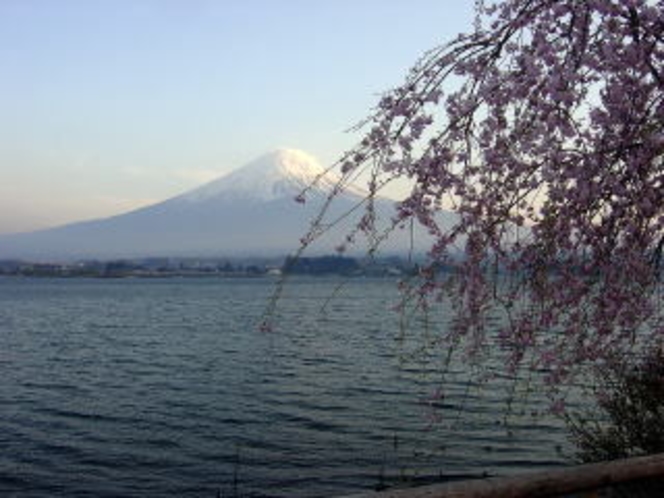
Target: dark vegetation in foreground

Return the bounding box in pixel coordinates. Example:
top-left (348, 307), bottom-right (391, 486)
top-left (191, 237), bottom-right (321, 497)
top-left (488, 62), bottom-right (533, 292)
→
top-left (568, 350), bottom-right (664, 463)
top-left (566, 349), bottom-right (664, 497)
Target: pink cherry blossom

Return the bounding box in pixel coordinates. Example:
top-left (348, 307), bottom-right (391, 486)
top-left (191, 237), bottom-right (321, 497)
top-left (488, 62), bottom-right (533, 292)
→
top-left (294, 0), bottom-right (664, 407)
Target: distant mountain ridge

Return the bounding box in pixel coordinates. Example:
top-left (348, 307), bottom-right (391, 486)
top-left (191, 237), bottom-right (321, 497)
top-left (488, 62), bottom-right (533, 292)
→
top-left (0, 149), bottom-right (417, 261)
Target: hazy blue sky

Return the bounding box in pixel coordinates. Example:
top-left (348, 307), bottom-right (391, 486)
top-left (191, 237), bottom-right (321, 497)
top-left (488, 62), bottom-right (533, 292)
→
top-left (1, 0), bottom-right (474, 234)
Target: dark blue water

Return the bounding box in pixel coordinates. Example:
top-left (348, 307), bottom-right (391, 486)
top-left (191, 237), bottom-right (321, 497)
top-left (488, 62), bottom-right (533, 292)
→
top-left (0, 277), bottom-right (570, 497)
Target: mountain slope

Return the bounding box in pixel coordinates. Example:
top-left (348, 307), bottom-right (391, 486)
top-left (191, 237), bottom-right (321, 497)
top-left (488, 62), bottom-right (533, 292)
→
top-left (0, 149), bottom-right (422, 260)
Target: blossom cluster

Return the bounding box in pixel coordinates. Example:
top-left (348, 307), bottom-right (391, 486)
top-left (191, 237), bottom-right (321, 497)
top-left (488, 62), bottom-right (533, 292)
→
top-left (307, 0), bottom-right (664, 400)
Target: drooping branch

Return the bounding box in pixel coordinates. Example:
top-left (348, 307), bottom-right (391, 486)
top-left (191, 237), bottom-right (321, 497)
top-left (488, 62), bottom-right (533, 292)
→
top-left (300, 0), bottom-right (664, 400)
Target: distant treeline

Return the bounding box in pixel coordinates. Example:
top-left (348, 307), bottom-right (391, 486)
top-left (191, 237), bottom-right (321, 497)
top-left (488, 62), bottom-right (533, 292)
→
top-left (0, 255), bottom-right (417, 278)
top-left (282, 256), bottom-right (360, 275)
top-left (0, 258), bottom-right (273, 278)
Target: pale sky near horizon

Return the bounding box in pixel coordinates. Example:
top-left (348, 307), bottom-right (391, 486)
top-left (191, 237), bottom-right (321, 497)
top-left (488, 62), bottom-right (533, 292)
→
top-left (0, 0), bottom-right (474, 234)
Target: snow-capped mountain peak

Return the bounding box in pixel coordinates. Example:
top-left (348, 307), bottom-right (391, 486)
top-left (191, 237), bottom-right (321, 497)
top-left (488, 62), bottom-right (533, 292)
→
top-left (0, 147), bottom-right (439, 260)
top-left (182, 148), bottom-right (345, 203)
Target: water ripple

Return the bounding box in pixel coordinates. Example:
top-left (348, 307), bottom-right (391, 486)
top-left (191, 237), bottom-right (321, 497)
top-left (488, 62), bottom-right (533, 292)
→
top-left (0, 277), bottom-right (572, 497)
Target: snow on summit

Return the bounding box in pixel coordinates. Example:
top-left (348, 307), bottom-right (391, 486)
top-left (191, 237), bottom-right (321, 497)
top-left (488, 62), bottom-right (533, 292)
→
top-left (183, 148), bottom-right (348, 203)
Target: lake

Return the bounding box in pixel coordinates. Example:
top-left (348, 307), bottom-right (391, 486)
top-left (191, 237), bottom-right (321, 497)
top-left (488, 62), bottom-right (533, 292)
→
top-left (0, 276), bottom-right (571, 497)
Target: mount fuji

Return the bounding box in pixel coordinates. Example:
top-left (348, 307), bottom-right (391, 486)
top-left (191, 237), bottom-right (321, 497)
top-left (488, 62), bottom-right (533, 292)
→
top-left (0, 149), bottom-right (420, 260)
